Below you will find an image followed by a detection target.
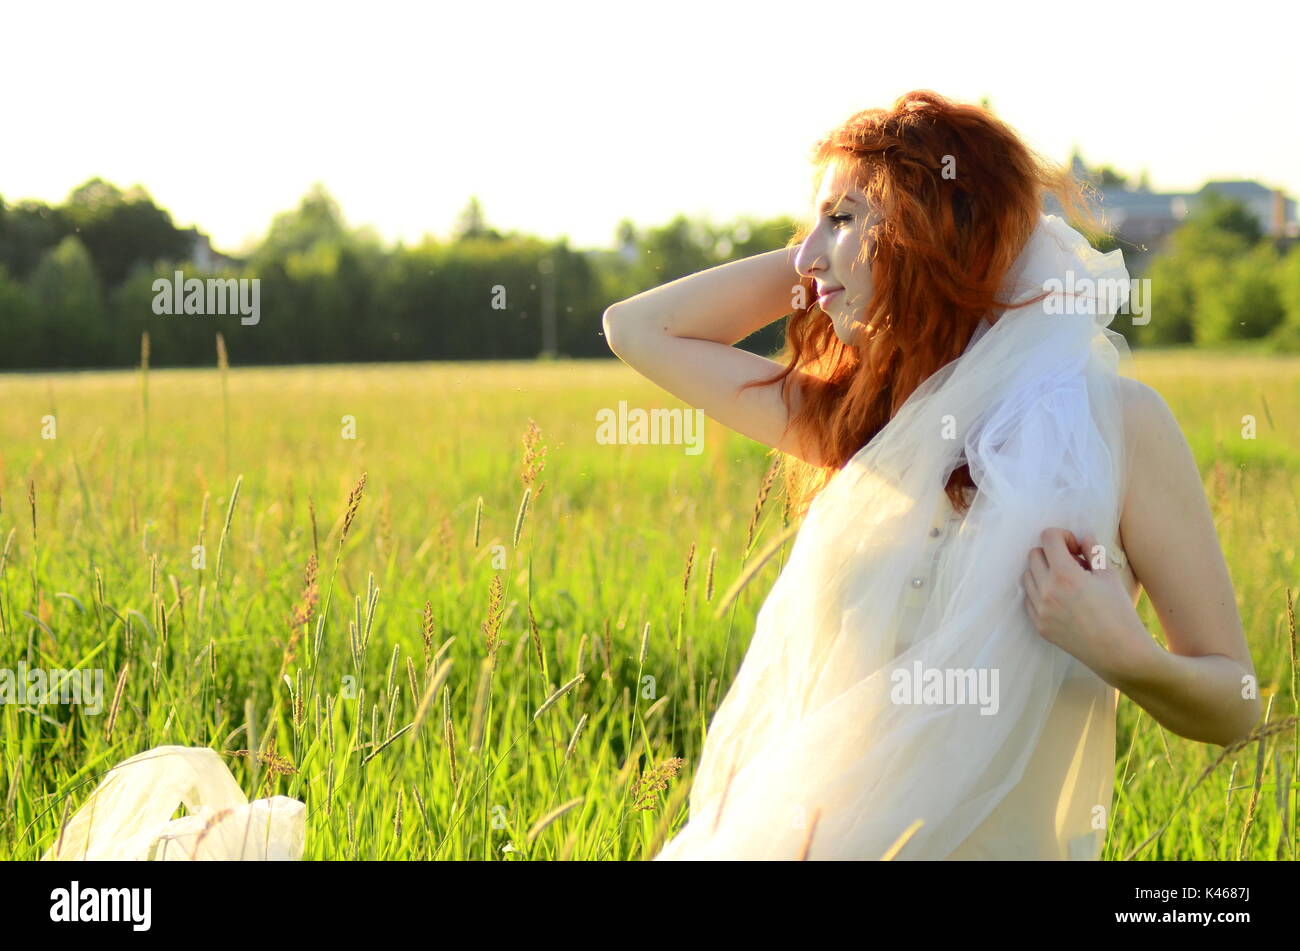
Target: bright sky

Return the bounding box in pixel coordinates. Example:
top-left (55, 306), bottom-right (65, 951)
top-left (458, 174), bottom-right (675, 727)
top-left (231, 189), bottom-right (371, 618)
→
top-left (3, 0), bottom-right (1296, 255)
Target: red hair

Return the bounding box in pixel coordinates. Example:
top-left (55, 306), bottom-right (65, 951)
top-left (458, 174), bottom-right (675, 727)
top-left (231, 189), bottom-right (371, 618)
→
top-left (745, 90), bottom-right (1104, 518)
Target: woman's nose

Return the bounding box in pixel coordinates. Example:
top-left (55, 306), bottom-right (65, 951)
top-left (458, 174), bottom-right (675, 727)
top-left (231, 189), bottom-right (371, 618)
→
top-left (795, 236), bottom-right (827, 280)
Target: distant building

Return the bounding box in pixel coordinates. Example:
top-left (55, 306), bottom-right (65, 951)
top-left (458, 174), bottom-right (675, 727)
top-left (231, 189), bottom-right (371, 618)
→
top-left (180, 227), bottom-right (243, 271)
top-left (1192, 180), bottom-right (1297, 239)
top-left (1046, 151), bottom-right (1298, 272)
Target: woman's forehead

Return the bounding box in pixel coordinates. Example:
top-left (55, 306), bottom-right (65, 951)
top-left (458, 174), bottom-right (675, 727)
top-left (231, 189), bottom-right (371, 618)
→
top-left (815, 162), bottom-right (867, 204)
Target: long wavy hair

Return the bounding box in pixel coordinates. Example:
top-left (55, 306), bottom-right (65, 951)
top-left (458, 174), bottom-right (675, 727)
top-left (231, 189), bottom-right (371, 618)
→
top-left (746, 90), bottom-right (1106, 520)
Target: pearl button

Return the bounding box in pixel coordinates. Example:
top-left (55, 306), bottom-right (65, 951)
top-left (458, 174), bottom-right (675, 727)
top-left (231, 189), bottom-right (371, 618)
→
top-left (910, 577), bottom-right (925, 588)
top-left (929, 527), bottom-right (940, 537)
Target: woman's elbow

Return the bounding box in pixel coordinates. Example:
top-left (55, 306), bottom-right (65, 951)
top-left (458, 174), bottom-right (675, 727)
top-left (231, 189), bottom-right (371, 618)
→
top-left (1217, 693), bottom-right (1262, 748)
top-left (602, 304), bottom-right (650, 358)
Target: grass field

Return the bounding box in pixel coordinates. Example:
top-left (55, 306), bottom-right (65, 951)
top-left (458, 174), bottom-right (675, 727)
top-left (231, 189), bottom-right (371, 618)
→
top-left (0, 350), bottom-right (1296, 860)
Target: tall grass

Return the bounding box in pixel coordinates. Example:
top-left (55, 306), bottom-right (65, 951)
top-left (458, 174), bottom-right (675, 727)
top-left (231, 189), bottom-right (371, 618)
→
top-left (0, 351), bottom-right (1295, 860)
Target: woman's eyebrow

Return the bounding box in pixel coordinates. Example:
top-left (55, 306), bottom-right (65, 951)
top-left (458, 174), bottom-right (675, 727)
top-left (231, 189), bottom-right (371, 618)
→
top-left (818, 194), bottom-right (860, 214)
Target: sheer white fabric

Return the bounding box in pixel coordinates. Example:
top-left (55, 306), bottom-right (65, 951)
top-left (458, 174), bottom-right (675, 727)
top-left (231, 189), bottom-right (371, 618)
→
top-left (42, 746), bottom-right (306, 860)
top-left (922, 490), bottom-right (1122, 860)
top-left (654, 214), bottom-right (1131, 860)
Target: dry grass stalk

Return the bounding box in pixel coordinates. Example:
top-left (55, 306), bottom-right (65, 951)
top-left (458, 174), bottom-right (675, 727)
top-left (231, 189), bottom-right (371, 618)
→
top-left (340, 472), bottom-right (368, 547)
top-left (521, 419), bottom-right (547, 499)
top-left (481, 575), bottom-right (504, 668)
top-left (743, 458), bottom-right (780, 553)
top-left (631, 757), bottom-right (684, 811)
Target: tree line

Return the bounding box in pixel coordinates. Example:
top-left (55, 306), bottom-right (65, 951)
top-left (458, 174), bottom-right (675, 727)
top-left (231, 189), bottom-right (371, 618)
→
top-left (0, 178), bottom-right (1297, 370)
top-left (0, 179), bottom-right (795, 370)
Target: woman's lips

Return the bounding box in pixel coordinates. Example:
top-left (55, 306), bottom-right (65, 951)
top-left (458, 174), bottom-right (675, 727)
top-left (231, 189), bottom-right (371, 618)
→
top-left (818, 287), bottom-right (843, 306)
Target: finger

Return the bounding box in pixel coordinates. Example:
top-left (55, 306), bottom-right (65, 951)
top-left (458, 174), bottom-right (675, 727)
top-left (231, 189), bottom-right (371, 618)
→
top-left (1089, 535), bottom-right (1124, 576)
top-left (1067, 535), bottom-right (1091, 570)
top-left (1024, 589), bottom-right (1041, 631)
top-left (1039, 527), bottom-right (1076, 572)
top-left (1063, 530), bottom-right (1095, 571)
top-left (1022, 567), bottom-right (1041, 605)
top-left (1027, 546), bottom-right (1050, 586)
top-left (1081, 533), bottom-right (1101, 570)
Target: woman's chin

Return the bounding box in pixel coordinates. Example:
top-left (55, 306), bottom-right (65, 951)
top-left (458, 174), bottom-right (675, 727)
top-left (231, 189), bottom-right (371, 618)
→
top-left (832, 320), bottom-right (870, 347)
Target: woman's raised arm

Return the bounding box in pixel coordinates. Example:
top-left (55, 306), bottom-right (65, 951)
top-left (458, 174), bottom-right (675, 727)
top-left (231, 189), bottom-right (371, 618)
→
top-left (602, 247), bottom-right (827, 465)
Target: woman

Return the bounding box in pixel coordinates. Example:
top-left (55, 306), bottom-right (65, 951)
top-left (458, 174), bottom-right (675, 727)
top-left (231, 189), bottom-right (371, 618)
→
top-left (603, 91), bottom-right (1259, 860)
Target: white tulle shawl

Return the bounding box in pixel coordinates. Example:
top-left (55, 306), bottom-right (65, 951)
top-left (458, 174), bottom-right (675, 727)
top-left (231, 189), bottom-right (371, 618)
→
top-left (42, 746), bottom-right (305, 860)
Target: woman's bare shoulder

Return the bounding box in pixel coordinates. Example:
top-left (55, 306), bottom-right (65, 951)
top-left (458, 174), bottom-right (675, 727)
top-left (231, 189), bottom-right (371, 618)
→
top-left (1118, 375), bottom-right (1164, 414)
top-left (1116, 376), bottom-right (1177, 504)
top-left (1117, 375), bottom-right (1171, 445)
top-left (1114, 377), bottom-right (1177, 559)
top-left (1114, 376), bottom-right (1209, 572)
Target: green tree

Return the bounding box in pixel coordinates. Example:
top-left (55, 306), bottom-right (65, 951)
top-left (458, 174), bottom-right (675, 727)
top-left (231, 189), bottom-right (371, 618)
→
top-left (1139, 251), bottom-right (1198, 345)
top-left (1189, 189), bottom-right (1262, 246)
top-left (0, 264), bottom-right (37, 366)
top-left (1133, 193), bottom-right (1266, 348)
top-left (0, 197), bottom-right (68, 281)
top-left (63, 178), bottom-right (192, 288)
top-left (255, 183), bottom-right (348, 259)
top-left (1189, 246), bottom-right (1282, 344)
top-left (453, 196), bottom-right (503, 242)
top-left (1095, 166), bottom-right (1128, 188)
top-left (1268, 243), bottom-right (1300, 352)
top-left (27, 235), bottom-right (108, 367)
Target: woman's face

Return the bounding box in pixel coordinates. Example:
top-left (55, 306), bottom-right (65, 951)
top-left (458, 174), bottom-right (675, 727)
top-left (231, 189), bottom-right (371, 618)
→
top-left (795, 163), bottom-right (879, 346)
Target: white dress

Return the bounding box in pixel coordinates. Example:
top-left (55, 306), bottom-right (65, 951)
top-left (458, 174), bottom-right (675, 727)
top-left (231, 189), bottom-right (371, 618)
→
top-left (652, 215), bottom-right (1135, 861)
top-left (899, 487), bottom-right (1123, 860)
